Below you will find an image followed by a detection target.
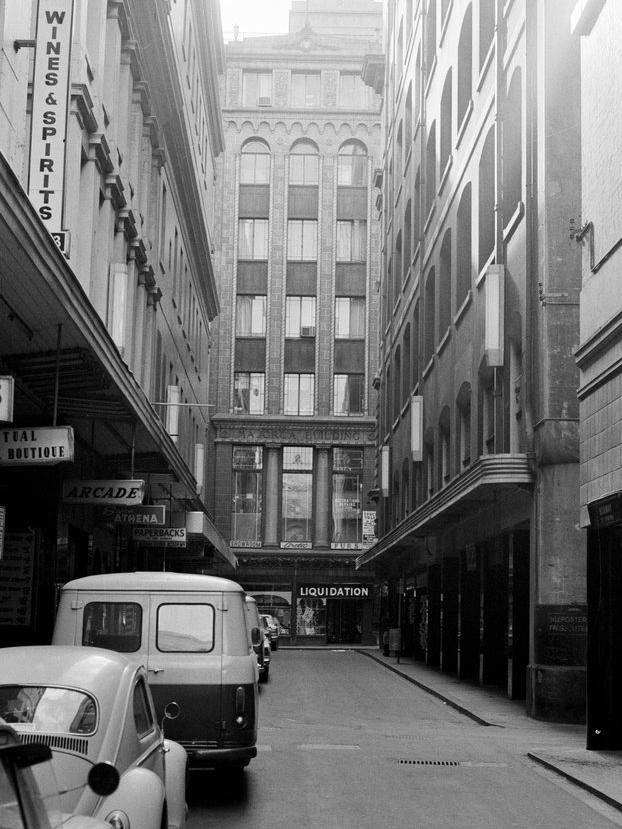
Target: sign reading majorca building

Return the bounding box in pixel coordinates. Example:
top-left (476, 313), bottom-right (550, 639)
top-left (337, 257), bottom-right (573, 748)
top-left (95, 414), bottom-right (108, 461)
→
top-left (28, 0), bottom-right (74, 236)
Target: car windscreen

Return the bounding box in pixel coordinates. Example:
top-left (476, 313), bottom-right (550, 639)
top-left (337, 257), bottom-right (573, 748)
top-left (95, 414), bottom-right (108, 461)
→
top-left (0, 686), bottom-right (97, 735)
top-left (82, 601), bottom-right (142, 652)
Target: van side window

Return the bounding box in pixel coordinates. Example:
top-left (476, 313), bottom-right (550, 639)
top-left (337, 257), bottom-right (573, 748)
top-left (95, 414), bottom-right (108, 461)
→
top-left (157, 604), bottom-right (215, 652)
top-left (133, 679), bottom-right (155, 738)
top-left (82, 602), bottom-right (142, 653)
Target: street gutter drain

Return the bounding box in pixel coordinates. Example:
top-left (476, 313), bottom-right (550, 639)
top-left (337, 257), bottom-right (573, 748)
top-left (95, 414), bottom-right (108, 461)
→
top-left (394, 759), bottom-right (461, 766)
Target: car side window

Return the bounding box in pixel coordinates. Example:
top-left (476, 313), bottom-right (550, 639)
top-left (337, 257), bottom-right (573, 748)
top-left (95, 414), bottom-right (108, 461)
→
top-left (82, 602), bottom-right (142, 653)
top-left (156, 604), bottom-right (215, 652)
top-left (133, 679), bottom-right (155, 738)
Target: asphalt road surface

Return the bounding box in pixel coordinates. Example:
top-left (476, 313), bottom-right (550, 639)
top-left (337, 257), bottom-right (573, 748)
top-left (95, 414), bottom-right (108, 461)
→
top-left (186, 649), bottom-right (622, 829)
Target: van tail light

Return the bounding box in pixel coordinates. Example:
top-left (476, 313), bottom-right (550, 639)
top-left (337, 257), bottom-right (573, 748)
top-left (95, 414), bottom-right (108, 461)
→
top-left (234, 686), bottom-right (246, 727)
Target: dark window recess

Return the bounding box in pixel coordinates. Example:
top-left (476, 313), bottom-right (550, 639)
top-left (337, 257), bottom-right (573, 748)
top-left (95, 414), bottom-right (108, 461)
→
top-left (284, 339), bottom-right (316, 372)
top-left (238, 185), bottom-right (270, 218)
top-left (237, 261), bottom-right (268, 294)
top-left (287, 186), bottom-right (319, 219)
top-left (235, 338), bottom-right (266, 371)
top-left (336, 187), bottom-right (368, 219)
top-left (335, 263), bottom-right (367, 295)
top-left (334, 340), bottom-right (365, 373)
top-left (286, 263), bottom-right (318, 294)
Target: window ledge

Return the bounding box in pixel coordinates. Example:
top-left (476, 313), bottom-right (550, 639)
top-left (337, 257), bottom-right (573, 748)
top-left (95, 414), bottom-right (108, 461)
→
top-left (438, 155), bottom-right (453, 195)
top-left (454, 289), bottom-right (472, 326)
top-left (455, 99), bottom-right (473, 151)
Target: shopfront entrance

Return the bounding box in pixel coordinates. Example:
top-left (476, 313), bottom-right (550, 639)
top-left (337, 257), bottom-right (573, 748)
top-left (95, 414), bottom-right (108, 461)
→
top-left (327, 599), bottom-right (363, 644)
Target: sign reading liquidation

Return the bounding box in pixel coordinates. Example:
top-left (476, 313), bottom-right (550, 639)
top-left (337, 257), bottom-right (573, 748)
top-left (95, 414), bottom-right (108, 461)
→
top-left (299, 585), bottom-right (370, 598)
top-left (0, 427), bottom-right (74, 465)
top-left (28, 0), bottom-right (74, 233)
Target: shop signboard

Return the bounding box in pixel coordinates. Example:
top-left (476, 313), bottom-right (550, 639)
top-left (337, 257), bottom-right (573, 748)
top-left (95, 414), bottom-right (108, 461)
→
top-left (0, 507), bottom-right (5, 560)
top-left (362, 510), bottom-right (377, 544)
top-left (132, 527), bottom-right (187, 548)
top-left (0, 376), bottom-right (15, 423)
top-left (102, 505), bottom-right (166, 526)
top-left (62, 479), bottom-right (144, 506)
top-left (0, 532), bottom-right (35, 626)
top-left (28, 0), bottom-right (74, 236)
top-left (0, 426), bottom-right (74, 465)
top-left (298, 585), bottom-right (370, 599)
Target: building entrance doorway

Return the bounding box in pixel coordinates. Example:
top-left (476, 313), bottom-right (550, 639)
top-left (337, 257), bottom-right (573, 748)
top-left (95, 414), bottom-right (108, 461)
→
top-left (326, 600), bottom-right (363, 644)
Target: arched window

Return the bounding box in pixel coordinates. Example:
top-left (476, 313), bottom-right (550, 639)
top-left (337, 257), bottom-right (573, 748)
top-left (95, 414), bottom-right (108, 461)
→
top-left (456, 184), bottom-right (472, 306)
top-left (240, 139), bottom-right (270, 184)
top-left (479, 0), bottom-right (495, 70)
top-left (456, 382), bottom-right (472, 469)
top-left (503, 70), bottom-right (522, 220)
top-left (338, 140), bottom-right (368, 186)
top-left (440, 69), bottom-right (452, 174)
top-left (402, 323), bottom-right (411, 404)
top-left (289, 139), bottom-right (319, 185)
top-left (425, 0), bottom-right (437, 70)
top-left (424, 267), bottom-right (436, 364)
top-left (478, 127), bottom-right (495, 272)
top-left (457, 5), bottom-right (473, 128)
top-left (438, 229), bottom-right (451, 336)
top-left (425, 122), bottom-right (436, 217)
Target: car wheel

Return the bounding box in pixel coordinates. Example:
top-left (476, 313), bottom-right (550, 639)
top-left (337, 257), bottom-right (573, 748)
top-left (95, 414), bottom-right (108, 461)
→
top-left (260, 666), bottom-right (269, 683)
top-left (271, 641), bottom-right (278, 651)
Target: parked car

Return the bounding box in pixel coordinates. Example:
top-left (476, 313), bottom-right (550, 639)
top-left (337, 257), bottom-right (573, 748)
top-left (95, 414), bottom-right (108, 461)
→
top-left (245, 596), bottom-right (271, 683)
top-left (53, 572), bottom-right (258, 771)
top-left (0, 720), bottom-right (115, 829)
top-left (259, 614), bottom-right (280, 649)
top-left (0, 646), bottom-right (187, 829)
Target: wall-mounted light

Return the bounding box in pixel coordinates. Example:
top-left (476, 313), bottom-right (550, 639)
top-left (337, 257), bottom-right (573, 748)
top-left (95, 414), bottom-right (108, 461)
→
top-left (194, 442), bottom-right (205, 495)
top-left (166, 385), bottom-right (181, 443)
top-left (410, 394), bottom-right (423, 462)
top-left (381, 445), bottom-right (390, 498)
top-left (485, 264), bottom-right (505, 367)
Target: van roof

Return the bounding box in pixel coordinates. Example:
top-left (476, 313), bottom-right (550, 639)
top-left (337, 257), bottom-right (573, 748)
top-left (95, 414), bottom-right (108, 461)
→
top-left (60, 571), bottom-right (245, 593)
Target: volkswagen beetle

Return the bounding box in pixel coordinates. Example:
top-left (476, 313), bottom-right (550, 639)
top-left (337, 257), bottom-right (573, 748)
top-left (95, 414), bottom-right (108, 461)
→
top-left (0, 646), bottom-right (187, 829)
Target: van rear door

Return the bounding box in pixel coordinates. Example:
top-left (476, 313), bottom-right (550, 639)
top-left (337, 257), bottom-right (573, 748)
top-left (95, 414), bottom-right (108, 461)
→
top-left (146, 591), bottom-right (223, 751)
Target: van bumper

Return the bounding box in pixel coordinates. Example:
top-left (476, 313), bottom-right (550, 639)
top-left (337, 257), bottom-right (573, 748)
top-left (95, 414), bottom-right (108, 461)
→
top-left (185, 745), bottom-right (257, 769)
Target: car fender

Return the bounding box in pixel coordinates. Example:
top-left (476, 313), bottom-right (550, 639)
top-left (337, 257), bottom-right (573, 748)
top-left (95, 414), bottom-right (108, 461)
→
top-left (93, 767), bottom-right (164, 829)
top-left (163, 740), bottom-right (187, 829)
top-left (63, 815), bottom-right (115, 829)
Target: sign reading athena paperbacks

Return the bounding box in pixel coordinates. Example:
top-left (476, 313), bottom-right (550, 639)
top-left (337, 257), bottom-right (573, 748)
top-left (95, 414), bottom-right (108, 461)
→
top-left (28, 0), bottom-right (74, 234)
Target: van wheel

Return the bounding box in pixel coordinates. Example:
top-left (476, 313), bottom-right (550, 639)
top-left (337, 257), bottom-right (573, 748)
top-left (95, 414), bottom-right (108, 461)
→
top-left (259, 666), bottom-right (269, 683)
top-left (160, 802), bottom-right (168, 829)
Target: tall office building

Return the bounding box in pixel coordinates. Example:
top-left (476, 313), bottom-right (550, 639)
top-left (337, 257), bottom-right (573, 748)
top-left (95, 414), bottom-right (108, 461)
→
top-left (359, 0), bottom-right (586, 721)
top-left (208, 0), bottom-right (383, 645)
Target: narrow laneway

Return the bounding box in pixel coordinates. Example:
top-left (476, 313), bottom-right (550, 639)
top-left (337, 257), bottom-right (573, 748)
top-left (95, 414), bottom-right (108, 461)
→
top-left (186, 650), bottom-right (622, 829)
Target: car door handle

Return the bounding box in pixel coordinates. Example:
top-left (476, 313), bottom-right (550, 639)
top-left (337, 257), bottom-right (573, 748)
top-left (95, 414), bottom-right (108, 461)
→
top-left (148, 667), bottom-right (164, 674)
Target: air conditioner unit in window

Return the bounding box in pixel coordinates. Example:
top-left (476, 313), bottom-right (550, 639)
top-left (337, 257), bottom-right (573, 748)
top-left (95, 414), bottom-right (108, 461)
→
top-left (301, 326), bottom-right (316, 337)
top-left (257, 96), bottom-right (272, 106)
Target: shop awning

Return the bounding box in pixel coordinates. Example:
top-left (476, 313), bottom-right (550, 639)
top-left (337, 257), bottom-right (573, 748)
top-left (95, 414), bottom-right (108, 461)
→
top-left (0, 152), bottom-right (232, 569)
top-left (356, 454), bottom-right (534, 568)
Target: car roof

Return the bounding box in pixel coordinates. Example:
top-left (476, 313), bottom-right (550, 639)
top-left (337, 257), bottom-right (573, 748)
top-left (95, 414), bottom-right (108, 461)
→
top-left (0, 646), bottom-right (139, 698)
top-left (60, 571), bottom-right (245, 593)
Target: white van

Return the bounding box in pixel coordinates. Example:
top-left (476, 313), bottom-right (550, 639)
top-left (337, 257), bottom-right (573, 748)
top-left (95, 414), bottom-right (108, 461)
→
top-left (52, 571), bottom-right (259, 770)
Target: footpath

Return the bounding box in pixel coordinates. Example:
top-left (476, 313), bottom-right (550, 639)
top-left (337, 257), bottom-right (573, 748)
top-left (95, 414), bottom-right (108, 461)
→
top-left (282, 643), bottom-right (622, 812)
top-left (360, 648), bottom-right (622, 813)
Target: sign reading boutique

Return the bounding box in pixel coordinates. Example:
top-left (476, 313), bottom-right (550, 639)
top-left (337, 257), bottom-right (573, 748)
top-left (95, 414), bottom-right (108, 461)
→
top-left (0, 427), bottom-right (74, 465)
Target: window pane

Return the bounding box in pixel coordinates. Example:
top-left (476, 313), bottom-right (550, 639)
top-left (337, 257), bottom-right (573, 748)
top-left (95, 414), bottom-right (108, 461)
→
top-left (286, 297), bottom-right (301, 337)
top-left (258, 72), bottom-right (271, 99)
top-left (251, 296), bottom-right (266, 335)
top-left (282, 472), bottom-right (313, 541)
top-left (236, 296), bottom-right (251, 335)
top-left (301, 297), bottom-right (315, 328)
top-left (291, 74), bottom-right (305, 106)
top-left (351, 298), bottom-right (366, 337)
top-left (305, 155), bottom-right (319, 183)
top-left (157, 604), bottom-right (215, 652)
top-left (299, 374), bottom-right (314, 414)
top-left (352, 155), bottom-right (367, 186)
top-left (234, 373), bottom-right (250, 412)
top-left (0, 687), bottom-right (98, 735)
top-left (335, 297), bottom-right (349, 338)
top-left (254, 220), bottom-right (268, 258)
top-left (133, 680), bottom-right (154, 737)
top-left (306, 74), bottom-right (320, 106)
top-left (334, 374), bottom-right (347, 414)
top-left (287, 221), bottom-right (302, 259)
top-left (240, 155), bottom-right (255, 184)
top-left (332, 474), bottom-right (362, 543)
top-left (242, 73), bottom-right (257, 105)
top-left (82, 602), bottom-right (142, 652)
top-left (238, 220), bottom-right (253, 258)
top-left (352, 221), bottom-right (367, 260)
top-left (284, 374), bottom-right (299, 414)
top-left (249, 373), bottom-right (264, 412)
top-left (338, 156), bottom-right (353, 185)
top-left (283, 446), bottom-right (313, 470)
top-left (232, 470), bottom-right (262, 541)
top-left (289, 154), bottom-right (304, 184)
top-left (336, 222), bottom-right (351, 260)
top-left (302, 221), bottom-right (317, 259)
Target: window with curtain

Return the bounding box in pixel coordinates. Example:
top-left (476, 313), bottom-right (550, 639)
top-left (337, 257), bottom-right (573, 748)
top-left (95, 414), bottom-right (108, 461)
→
top-left (337, 141), bottom-right (368, 186)
top-left (242, 72), bottom-right (272, 105)
top-left (238, 219), bottom-right (268, 259)
top-left (240, 140), bottom-right (270, 184)
top-left (335, 297), bottom-right (365, 338)
top-left (334, 374), bottom-right (365, 416)
top-left (236, 295), bottom-right (266, 336)
top-left (336, 220), bottom-right (367, 261)
top-left (287, 220), bottom-right (317, 260)
top-left (291, 73), bottom-right (321, 107)
top-left (286, 296), bottom-right (316, 337)
top-left (289, 140), bottom-right (319, 184)
top-left (234, 372), bottom-right (264, 413)
top-left (284, 373), bottom-right (314, 415)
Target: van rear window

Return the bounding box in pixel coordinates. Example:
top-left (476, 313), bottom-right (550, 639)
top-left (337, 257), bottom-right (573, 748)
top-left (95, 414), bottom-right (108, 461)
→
top-left (82, 602), bottom-right (142, 653)
top-left (157, 604), bottom-right (215, 652)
